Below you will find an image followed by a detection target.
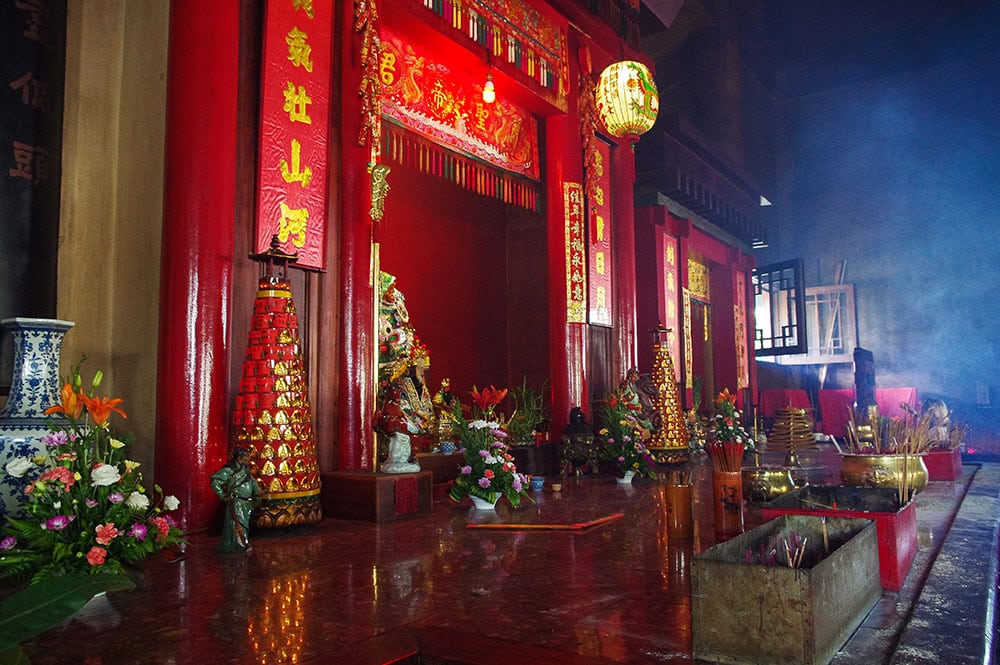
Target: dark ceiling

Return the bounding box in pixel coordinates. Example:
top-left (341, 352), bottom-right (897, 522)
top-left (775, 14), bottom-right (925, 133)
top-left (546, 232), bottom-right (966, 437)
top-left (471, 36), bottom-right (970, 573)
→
top-left (641, 0), bottom-right (1000, 96)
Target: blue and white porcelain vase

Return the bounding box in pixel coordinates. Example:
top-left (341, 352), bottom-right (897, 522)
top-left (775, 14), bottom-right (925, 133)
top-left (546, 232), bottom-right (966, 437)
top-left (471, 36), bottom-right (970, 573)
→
top-left (0, 317), bottom-right (74, 518)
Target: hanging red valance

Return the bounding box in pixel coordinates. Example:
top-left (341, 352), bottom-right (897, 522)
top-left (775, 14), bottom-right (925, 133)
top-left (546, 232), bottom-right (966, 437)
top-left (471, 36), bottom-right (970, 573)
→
top-left (383, 122), bottom-right (538, 211)
top-left (379, 27), bottom-right (540, 182)
top-left (414, 0), bottom-right (569, 100)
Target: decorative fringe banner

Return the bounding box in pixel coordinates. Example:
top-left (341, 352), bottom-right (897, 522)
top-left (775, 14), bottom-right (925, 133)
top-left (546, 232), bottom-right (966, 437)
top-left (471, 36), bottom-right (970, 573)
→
top-left (417, 0), bottom-right (569, 100)
top-left (384, 122), bottom-right (539, 212)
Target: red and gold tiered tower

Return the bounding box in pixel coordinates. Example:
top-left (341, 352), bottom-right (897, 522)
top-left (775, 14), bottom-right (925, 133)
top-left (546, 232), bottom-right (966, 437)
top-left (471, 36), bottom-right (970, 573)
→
top-left (231, 243), bottom-right (322, 527)
top-left (648, 327), bottom-right (690, 464)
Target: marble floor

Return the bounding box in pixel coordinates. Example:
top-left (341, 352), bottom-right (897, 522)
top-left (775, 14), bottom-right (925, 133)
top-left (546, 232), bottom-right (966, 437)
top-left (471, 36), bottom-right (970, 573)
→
top-left (13, 447), bottom-right (999, 665)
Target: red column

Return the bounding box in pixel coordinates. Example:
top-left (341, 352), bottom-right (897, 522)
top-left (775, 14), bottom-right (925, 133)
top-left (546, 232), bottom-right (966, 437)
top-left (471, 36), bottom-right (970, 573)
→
top-left (611, 143), bottom-right (638, 377)
top-left (337, 0), bottom-right (375, 470)
top-left (156, 0), bottom-right (239, 531)
top-left (546, 114), bottom-right (587, 435)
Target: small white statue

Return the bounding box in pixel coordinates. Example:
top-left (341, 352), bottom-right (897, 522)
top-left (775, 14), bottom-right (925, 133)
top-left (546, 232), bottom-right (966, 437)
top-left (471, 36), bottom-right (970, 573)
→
top-left (381, 431), bottom-right (421, 474)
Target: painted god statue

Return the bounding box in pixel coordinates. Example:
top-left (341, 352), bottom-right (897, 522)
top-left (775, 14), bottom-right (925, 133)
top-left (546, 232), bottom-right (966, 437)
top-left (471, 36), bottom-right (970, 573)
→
top-left (374, 272), bottom-right (435, 472)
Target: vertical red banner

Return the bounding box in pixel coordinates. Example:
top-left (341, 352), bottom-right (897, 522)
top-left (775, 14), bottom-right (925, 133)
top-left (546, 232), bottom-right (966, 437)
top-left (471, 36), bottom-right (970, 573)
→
top-left (735, 270), bottom-right (749, 389)
top-left (661, 233), bottom-right (681, 380)
top-left (563, 182), bottom-right (586, 323)
top-left (254, 0), bottom-right (331, 270)
top-left (588, 140), bottom-right (612, 326)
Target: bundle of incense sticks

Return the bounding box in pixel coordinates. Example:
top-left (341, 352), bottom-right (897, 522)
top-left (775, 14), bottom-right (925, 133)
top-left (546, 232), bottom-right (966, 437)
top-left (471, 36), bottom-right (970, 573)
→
top-left (743, 531), bottom-right (811, 568)
top-left (708, 441), bottom-right (745, 472)
top-left (666, 468), bottom-right (691, 485)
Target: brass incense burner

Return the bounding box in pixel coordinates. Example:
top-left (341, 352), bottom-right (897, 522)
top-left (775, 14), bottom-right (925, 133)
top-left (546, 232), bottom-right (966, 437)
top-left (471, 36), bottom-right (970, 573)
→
top-left (741, 466), bottom-right (798, 505)
top-left (839, 453), bottom-right (929, 494)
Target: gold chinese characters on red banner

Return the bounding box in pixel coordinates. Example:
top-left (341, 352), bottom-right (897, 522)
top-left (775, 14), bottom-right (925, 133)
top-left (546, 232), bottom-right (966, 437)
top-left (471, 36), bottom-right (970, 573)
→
top-left (379, 27), bottom-right (540, 182)
top-left (587, 139), bottom-right (612, 326)
top-left (564, 182), bottom-right (586, 323)
top-left (254, 0), bottom-right (331, 271)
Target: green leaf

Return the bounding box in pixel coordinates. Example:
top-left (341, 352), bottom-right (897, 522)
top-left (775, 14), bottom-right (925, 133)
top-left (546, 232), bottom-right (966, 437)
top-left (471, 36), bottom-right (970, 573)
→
top-left (0, 573), bottom-right (135, 652)
top-left (0, 644), bottom-right (32, 665)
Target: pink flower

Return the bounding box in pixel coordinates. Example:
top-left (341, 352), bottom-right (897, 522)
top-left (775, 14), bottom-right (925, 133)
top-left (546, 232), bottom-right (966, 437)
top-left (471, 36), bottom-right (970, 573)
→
top-left (460, 465), bottom-right (472, 475)
top-left (95, 523), bottom-right (119, 545)
top-left (128, 523), bottom-right (148, 541)
top-left (41, 431), bottom-right (69, 447)
top-left (43, 514), bottom-right (75, 531)
top-left (85, 498), bottom-right (99, 508)
top-left (86, 546), bottom-right (107, 566)
top-left (483, 469), bottom-right (495, 479)
top-left (0, 536), bottom-right (15, 550)
top-left (478, 477), bottom-right (492, 488)
top-left (109, 493), bottom-right (124, 504)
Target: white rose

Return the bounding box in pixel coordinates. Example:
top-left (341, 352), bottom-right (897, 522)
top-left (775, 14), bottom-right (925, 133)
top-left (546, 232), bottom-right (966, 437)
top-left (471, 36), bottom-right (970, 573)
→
top-left (163, 495), bottom-right (180, 511)
top-left (5, 457), bottom-right (33, 478)
top-left (126, 492), bottom-right (150, 510)
top-left (90, 463), bottom-right (121, 487)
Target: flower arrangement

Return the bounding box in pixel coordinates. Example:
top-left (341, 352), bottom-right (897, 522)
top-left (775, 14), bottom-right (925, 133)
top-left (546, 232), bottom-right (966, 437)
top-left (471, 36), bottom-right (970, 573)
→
top-left (710, 388), bottom-right (754, 450)
top-left (0, 364), bottom-right (184, 583)
top-left (447, 385), bottom-right (532, 507)
top-left (597, 391), bottom-right (657, 479)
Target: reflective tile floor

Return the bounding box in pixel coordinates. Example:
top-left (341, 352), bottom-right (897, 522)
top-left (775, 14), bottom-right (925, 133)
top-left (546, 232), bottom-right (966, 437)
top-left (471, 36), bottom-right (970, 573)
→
top-left (14, 448), bottom-right (999, 665)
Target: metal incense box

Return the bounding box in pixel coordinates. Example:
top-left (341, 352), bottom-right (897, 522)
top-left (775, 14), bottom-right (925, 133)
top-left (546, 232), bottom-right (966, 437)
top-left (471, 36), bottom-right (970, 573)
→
top-left (691, 515), bottom-right (880, 665)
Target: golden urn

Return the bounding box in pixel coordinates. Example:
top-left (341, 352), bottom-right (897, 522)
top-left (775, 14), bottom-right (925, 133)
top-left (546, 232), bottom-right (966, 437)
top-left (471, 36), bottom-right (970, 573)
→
top-left (741, 466), bottom-right (798, 504)
top-left (839, 453), bottom-right (928, 494)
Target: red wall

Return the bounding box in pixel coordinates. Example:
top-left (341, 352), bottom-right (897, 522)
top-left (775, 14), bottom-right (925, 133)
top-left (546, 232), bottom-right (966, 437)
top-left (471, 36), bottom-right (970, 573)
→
top-left (380, 164), bottom-right (549, 405)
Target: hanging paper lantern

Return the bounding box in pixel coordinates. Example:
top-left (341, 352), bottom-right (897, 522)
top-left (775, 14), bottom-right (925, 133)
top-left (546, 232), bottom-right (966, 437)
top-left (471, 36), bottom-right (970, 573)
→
top-left (594, 60), bottom-right (660, 143)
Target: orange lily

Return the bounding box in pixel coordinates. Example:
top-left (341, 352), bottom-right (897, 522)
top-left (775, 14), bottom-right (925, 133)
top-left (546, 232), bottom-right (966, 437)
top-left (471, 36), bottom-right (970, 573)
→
top-left (715, 388), bottom-right (737, 405)
top-left (471, 385), bottom-right (508, 413)
top-left (79, 393), bottom-right (127, 426)
top-left (44, 383), bottom-right (85, 419)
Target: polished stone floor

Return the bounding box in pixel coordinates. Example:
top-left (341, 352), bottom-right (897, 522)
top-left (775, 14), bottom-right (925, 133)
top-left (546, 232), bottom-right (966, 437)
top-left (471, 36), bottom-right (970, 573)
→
top-left (14, 447), bottom-right (999, 665)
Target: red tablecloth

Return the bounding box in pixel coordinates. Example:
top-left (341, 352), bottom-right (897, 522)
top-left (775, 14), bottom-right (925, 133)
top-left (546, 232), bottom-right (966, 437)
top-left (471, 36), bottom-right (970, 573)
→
top-left (818, 388), bottom-right (856, 437)
top-left (876, 387), bottom-right (920, 420)
top-left (817, 387), bottom-right (921, 436)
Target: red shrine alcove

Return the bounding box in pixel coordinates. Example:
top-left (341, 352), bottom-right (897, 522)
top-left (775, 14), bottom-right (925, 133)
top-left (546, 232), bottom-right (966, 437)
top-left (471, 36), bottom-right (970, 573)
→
top-left (379, 160), bottom-right (550, 401)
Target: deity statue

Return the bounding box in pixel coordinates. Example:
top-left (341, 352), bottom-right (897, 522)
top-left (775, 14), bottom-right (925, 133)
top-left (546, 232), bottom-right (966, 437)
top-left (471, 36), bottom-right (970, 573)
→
top-left (210, 446), bottom-right (263, 554)
top-left (374, 271), bottom-right (434, 472)
top-left (432, 377), bottom-right (460, 445)
top-left (619, 368), bottom-right (662, 440)
top-left (378, 271), bottom-right (412, 385)
top-left (373, 343), bottom-right (433, 473)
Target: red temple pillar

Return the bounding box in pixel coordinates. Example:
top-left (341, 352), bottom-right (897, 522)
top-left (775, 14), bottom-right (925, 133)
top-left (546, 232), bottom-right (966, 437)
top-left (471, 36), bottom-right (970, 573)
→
top-left (337, 0), bottom-right (376, 470)
top-left (546, 113), bottom-right (587, 435)
top-left (611, 143), bottom-right (639, 378)
top-left (156, 0), bottom-right (240, 531)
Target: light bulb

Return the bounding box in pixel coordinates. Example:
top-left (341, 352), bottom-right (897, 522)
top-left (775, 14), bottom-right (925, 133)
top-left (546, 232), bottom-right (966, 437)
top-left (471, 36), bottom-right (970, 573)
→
top-left (482, 73), bottom-right (495, 104)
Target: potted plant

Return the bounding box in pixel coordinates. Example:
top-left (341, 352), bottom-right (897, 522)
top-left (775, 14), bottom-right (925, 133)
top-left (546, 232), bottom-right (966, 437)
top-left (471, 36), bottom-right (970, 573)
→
top-left (597, 391), bottom-right (657, 483)
top-left (0, 362), bottom-right (185, 659)
top-left (447, 385), bottom-right (532, 509)
top-left (505, 378), bottom-right (547, 446)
